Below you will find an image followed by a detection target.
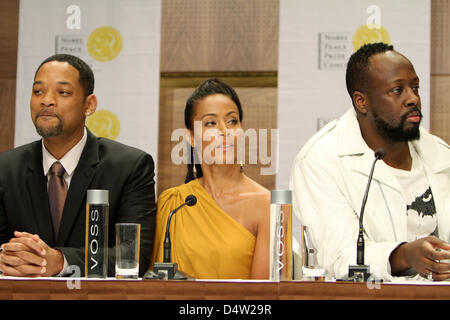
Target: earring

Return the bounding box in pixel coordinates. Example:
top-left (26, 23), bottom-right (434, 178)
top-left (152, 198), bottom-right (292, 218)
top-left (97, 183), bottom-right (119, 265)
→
top-left (239, 145), bottom-right (244, 173)
top-left (191, 145), bottom-right (197, 178)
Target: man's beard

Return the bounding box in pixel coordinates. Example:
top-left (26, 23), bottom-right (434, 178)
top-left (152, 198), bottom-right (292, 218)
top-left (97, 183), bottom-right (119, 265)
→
top-left (372, 107), bottom-right (422, 142)
top-left (33, 112), bottom-right (63, 138)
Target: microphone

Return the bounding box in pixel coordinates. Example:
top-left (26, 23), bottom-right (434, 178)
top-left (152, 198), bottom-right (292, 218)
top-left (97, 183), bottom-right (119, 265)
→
top-left (163, 195), bottom-right (197, 263)
top-left (348, 148), bottom-right (385, 282)
top-left (144, 194), bottom-right (197, 280)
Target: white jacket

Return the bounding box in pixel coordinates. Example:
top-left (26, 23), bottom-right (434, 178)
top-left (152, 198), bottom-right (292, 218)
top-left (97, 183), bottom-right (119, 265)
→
top-left (290, 108), bottom-right (450, 281)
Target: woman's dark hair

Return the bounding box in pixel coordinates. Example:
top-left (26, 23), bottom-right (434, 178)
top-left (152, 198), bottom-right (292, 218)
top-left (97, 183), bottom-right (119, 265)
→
top-left (184, 78), bottom-right (243, 183)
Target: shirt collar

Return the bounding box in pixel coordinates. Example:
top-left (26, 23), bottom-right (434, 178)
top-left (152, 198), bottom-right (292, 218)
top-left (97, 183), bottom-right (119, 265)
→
top-left (42, 127), bottom-right (87, 177)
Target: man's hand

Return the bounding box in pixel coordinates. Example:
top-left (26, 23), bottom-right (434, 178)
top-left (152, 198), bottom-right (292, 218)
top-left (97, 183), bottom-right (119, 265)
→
top-left (389, 236), bottom-right (450, 281)
top-left (0, 231), bottom-right (64, 277)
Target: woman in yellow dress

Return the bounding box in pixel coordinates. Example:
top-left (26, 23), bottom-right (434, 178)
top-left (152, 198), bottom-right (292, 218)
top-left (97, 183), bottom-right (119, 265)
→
top-left (151, 78), bottom-right (270, 279)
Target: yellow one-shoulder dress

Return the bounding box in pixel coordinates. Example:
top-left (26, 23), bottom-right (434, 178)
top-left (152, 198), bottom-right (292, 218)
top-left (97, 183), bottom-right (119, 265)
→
top-left (151, 179), bottom-right (256, 279)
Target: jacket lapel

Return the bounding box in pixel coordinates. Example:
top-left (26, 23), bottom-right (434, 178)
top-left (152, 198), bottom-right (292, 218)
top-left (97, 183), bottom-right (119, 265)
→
top-left (57, 129), bottom-right (99, 246)
top-left (412, 129), bottom-right (450, 174)
top-left (336, 108), bottom-right (406, 240)
top-left (352, 152), bottom-right (403, 193)
top-left (26, 141), bottom-right (55, 246)
top-left (337, 108), bottom-right (402, 192)
top-left (413, 131), bottom-right (450, 242)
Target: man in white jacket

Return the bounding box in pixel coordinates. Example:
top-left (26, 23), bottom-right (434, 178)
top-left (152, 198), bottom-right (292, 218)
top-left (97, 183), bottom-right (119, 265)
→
top-left (290, 42), bottom-right (450, 281)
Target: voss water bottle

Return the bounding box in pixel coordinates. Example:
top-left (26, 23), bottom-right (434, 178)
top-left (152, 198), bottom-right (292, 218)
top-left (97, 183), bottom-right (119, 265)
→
top-left (85, 189), bottom-right (109, 278)
top-left (269, 190), bottom-right (293, 281)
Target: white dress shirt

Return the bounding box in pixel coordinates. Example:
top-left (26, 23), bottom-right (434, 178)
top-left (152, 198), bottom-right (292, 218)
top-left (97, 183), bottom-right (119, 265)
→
top-left (42, 128), bottom-right (87, 188)
top-left (41, 128), bottom-right (87, 276)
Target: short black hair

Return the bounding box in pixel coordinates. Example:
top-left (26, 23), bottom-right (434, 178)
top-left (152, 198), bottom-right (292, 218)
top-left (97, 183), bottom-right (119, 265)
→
top-left (34, 54), bottom-right (95, 98)
top-left (184, 78), bottom-right (243, 183)
top-left (345, 42), bottom-right (394, 105)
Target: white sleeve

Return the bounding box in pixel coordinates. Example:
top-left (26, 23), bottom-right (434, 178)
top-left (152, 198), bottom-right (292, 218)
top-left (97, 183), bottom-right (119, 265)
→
top-left (290, 150), bottom-right (401, 281)
top-left (54, 254), bottom-right (69, 277)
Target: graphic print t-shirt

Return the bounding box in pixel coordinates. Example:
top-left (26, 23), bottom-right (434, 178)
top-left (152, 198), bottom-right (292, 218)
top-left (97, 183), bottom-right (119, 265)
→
top-left (389, 146), bottom-right (437, 242)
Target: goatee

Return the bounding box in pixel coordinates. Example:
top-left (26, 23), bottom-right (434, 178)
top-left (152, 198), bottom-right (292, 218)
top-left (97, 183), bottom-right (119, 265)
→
top-left (33, 111), bottom-right (63, 138)
top-left (372, 107), bottom-right (422, 142)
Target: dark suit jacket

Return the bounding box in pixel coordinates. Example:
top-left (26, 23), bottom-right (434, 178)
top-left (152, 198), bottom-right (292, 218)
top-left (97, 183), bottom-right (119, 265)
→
top-left (0, 129), bottom-right (156, 277)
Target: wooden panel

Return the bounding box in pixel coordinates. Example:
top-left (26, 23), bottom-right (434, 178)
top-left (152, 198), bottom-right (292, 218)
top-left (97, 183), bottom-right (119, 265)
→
top-left (0, 80), bottom-right (16, 152)
top-left (0, 0), bottom-right (19, 151)
top-left (161, 72), bottom-right (277, 88)
top-left (0, 0), bottom-right (19, 79)
top-left (430, 75), bottom-right (450, 144)
top-left (161, 0), bottom-right (279, 72)
top-left (157, 79), bottom-right (277, 196)
top-left (239, 87), bottom-right (277, 192)
top-left (431, 0), bottom-right (450, 74)
top-left (157, 86), bottom-right (183, 194)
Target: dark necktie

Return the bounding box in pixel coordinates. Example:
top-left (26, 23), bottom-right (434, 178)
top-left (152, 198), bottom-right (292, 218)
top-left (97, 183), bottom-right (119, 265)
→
top-left (48, 161), bottom-right (67, 240)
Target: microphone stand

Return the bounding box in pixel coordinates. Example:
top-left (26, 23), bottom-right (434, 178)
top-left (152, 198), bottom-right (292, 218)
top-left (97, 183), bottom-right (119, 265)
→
top-left (144, 196), bottom-right (196, 280)
top-left (348, 148), bottom-right (385, 282)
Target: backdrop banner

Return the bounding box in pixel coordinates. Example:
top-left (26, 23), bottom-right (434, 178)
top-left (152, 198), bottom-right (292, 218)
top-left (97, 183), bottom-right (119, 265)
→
top-left (277, 0), bottom-right (430, 189)
top-left (15, 0), bottom-right (161, 165)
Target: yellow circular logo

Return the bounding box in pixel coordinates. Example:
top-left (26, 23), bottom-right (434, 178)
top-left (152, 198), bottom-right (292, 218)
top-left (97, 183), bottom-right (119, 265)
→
top-left (352, 24), bottom-right (391, 52)
top-left (87, 26), bottom-right (123, 62)
top-left (86, 109), bottom-right (120, 140)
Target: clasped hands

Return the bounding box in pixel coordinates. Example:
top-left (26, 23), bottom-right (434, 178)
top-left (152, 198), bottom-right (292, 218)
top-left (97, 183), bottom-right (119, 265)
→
top-left (391, 236), bottom-right (450, 281)
top-left (0, 231), bottom-right (64, 277)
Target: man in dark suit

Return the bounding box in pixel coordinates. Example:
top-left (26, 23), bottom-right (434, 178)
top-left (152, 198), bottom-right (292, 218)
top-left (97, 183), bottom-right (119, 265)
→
top-left (0, 54), bottom-right (156, 277)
